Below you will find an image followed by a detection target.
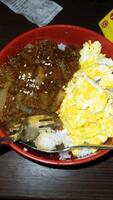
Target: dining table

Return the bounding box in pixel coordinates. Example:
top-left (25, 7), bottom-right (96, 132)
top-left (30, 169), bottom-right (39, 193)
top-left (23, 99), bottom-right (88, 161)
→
top-left (0, 0), bottom-right (113, 200)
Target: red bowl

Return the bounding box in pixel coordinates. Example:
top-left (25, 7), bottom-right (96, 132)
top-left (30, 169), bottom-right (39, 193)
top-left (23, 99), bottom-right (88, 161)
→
top-left (0, 25), bottom-right (113, 166)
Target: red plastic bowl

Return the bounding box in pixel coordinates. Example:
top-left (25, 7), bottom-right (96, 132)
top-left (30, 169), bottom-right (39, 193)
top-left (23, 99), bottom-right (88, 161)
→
top-left (0, 25), bottom-right (113, 166)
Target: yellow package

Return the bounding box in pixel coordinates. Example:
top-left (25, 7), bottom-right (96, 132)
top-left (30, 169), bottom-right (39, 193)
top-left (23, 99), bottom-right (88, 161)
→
top-left (99, 9), bottom-right (113, 42)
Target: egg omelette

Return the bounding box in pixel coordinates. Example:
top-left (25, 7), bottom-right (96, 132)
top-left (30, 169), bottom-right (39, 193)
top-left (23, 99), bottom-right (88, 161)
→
top-left (59, 41), bottom-right (113, 156)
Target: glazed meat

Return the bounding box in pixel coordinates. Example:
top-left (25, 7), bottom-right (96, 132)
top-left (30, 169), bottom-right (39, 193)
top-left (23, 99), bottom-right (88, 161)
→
top-left (0, 40), bottom-right (80, 131)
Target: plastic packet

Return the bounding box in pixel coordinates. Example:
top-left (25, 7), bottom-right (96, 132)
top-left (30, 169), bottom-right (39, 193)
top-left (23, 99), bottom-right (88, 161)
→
top-left (99, 9), bottom-right (113, 42)
top-left (0, 0), bottom-right (63, 26)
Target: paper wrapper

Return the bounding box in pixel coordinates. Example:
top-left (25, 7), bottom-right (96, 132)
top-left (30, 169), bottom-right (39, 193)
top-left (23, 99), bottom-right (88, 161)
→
top-left (0, 0), bottom-right (63, 26)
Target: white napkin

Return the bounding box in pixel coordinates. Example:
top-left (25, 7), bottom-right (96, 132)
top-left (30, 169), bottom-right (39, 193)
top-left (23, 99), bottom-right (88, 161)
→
top-left (0, 0), bottom-right (63, 26)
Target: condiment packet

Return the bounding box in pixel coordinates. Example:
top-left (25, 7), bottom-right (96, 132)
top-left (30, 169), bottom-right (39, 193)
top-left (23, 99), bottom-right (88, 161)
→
top-left (0, 0), bottom-right (63, 27)
top-left (99, 9), bottom-right (113, 42)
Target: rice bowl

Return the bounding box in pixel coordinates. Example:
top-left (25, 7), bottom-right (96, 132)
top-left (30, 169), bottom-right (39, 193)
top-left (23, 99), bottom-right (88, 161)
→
top-left (0, 25), bottom-right (113, 165)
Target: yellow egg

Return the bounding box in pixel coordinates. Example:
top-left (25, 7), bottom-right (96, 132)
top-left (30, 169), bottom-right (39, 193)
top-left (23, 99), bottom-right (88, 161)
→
top-left (100, 116), bottom-right (113, 137)
top-left (58, 40), bottom-right (113, 157)
top-left (99, 73), bottom-right (113, 89)
top-left (82, 65), bottom-right (111, 80)
top-left (104, 99), bottom-right (113, 116)
top-left (87, 90), bottom-right (108, 113)
top-left (79, 41), bottom-right (104, 67)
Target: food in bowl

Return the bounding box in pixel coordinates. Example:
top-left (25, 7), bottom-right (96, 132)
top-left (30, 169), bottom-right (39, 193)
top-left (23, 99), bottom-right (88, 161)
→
top-left (59, 41), bottom-right (113, 156)
top-left (0, 40), bottom-right (80, 150)
top-left (0, 38), bottom-right (113, 159)
top-left (34, 40), bottom-right (113, 158)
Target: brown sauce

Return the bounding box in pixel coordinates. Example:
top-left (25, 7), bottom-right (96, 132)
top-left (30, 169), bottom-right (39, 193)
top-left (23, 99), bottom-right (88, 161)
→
top-left (0, 40), bottom-right (80, 131)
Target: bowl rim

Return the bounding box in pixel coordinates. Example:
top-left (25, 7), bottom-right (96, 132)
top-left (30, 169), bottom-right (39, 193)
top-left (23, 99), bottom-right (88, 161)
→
top-left (0, 24), bottom-right (112, 166)
top-left (0, 24), bottom-right (113, 56)
top-left (0, 128), bottom-right (109, 166)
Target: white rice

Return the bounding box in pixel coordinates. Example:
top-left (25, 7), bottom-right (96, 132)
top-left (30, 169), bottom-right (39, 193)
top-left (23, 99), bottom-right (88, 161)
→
top-left (34, 127), bottom-right (93, 159)
top-left (59, 148), bottom-right (92, 160)
top-left (34, 128), bottom-right (73, 151)
top-left (76, 148), bottom-right (93, 158)
top-left (59, 152), bottom-right (71, 160)
top-left (57, 43), bottom-right (66, 51)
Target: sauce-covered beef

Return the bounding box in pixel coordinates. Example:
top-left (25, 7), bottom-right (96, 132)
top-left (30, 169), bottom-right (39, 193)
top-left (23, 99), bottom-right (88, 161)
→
top-left (0, 40), bottom-right (80, 131)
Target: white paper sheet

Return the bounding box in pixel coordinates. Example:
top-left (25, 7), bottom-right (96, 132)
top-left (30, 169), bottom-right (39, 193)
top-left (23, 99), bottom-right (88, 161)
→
top-left (0, 0), bottom-right (63, 26)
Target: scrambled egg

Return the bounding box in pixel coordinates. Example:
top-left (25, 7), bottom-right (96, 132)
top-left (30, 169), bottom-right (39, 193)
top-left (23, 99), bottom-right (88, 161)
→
top-left (59, 41), bottom-right (113, 156)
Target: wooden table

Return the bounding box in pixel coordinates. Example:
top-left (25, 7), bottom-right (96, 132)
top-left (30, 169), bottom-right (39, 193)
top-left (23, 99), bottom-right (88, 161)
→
top-left (0, 0), bottom-right (113, 199)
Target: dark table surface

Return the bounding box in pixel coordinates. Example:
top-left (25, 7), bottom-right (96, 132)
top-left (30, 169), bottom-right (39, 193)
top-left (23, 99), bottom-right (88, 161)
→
top-left (0, 0), bottom-right (113, 200)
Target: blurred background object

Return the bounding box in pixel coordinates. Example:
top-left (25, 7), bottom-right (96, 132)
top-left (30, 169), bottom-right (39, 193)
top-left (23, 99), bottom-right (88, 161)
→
top-left (0, 0), bottom-right (62, 26)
